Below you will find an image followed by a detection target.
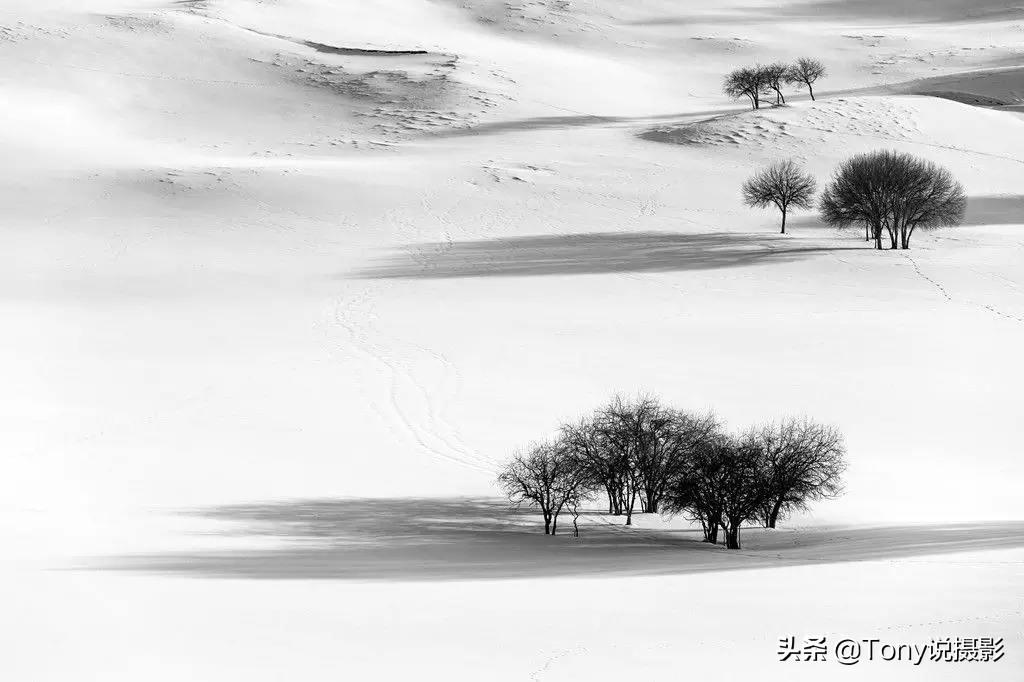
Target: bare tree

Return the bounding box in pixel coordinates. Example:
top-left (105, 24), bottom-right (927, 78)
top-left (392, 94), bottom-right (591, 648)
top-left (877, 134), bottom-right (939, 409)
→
top-left (820, 150), bottom-right (966, 249)
top-left (637, 408), bottom-right (722, 515)
top-left (716, 437), bottom-right (771, 549)
top-left (662, 432), bottom-right (731, 544)
top-left (593, 395), bottom-right (656, 526)
top-left (724, 66), bottom-right (768, 110)
top-left (561, 417), bottom-right (625, 515)
top-left (742, 160), bottom-right (818, 234)
top-left (664, 433), bottom-right (768, 549)
top-left (762, 62), bottom-right (790, 105)
top-left (497, 440), bottom-right (593, 535)
top-left (743, 418), bottom-right (847, 528)
top-left (564, 398), bottom-right (723, 524)
top-left (787, 57), bottom-right (826, 101)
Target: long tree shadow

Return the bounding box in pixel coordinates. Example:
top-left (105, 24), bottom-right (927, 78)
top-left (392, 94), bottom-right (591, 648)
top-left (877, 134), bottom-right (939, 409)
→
top-left (962, 195), bottom-right (1024, 226)
top-left (353, 232), bottom-right (860, 279)
top-left (431, 108), bottom-right (736, 139)
top-left (97, 497), bottom-right (1024, 581)
top-left (623, 0), bottom-right (1023, 25)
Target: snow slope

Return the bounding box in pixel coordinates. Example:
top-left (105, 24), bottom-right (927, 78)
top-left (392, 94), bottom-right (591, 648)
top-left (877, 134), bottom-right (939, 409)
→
top-left (2, 0), bottom-right (1023, 680)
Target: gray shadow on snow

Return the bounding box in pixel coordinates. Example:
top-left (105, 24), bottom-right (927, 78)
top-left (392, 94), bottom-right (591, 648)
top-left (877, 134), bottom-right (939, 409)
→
top-left (962, 195), bottom-right (1024, 226)
top-left (94, 497), bottom-right (1024, 581)
top-left (431, 108), bottom-right (736, 139)
top-left (787, 196), bottom-right (1022, 231)
top-left (624, 0), bottom-right (1024, 25)
top-left (353, 231), bottom-right (861, 279)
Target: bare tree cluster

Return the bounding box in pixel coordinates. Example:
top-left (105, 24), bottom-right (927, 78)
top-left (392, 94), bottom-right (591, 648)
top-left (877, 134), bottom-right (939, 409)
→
top-left (496, 397), bottom-right (848, 549)
top-left (820, 150), bottom-right (967, 249)
top-left (723, 58), bottom-right (826, 110)
top-left (740, 152), bottom-right (966, 246)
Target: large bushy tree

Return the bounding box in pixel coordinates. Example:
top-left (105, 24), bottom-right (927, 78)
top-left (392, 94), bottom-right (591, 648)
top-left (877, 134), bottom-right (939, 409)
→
top-left (820, 150), bottom-right (966, 249)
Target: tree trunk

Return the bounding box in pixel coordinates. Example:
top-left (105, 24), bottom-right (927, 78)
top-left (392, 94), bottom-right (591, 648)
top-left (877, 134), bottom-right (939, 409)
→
top-left (705, 522), bottom-right (719, 544)
top-left (725, 524), bottom-right (741, 550)
top-left (767, 500), bottom-right (783, 529)
top-left (808, 83), bottom-right (815, 101)
top-left (551, 515), bottom-right (558, 536)
top-left (543, 514), bottom-right (552, 535)
top-left (780, 208), bottom-right (787, 234)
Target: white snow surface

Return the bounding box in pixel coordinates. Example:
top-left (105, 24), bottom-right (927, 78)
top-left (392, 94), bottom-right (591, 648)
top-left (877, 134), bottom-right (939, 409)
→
top-left (2, 0), bottom-right (1023, 680)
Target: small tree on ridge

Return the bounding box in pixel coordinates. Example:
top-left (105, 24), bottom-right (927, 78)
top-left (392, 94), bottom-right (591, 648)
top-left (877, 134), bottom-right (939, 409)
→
top-left (787, 57), bottom-right (826, 101)
top-left (762, 62), bottom-right (791, 105)
top-left (724, 66), bottom-right (768, 110)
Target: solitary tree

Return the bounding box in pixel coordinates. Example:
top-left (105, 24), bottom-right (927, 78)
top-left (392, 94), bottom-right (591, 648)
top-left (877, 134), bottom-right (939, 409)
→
top-left (743, 418), bottom-right (847, 528)
top-left (497, 440), bottom-right (592, 535)
top-left (787, 57), bottom-right (826, 101)
top-left (724, 66), bottom-right (768, 110)
top-left (762, 62), bottom-right (791, 105)
top-left (820, 150), bottom-right (966, 249)
top-left (742, 160), bottom-right (818, 234)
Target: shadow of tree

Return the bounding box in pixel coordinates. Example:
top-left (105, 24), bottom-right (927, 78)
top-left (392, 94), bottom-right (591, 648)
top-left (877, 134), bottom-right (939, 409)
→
top-left (353, 232), bottom-right (861, 279)
top-left (431, 108), bottom-right (734, 138)
top-left (97, 497), bottom-right (1024, 581)
top-left (622, 0), bottom-right (1022, 25)
top-left (962, 195), bottom-right (1024, 226)
top-left (786, 195), bottom-right (1022, 231)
